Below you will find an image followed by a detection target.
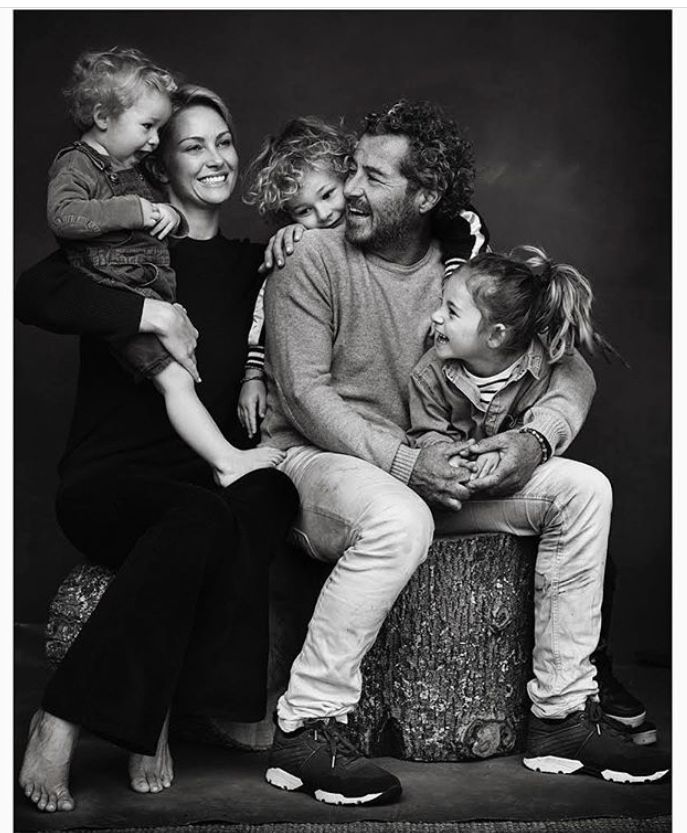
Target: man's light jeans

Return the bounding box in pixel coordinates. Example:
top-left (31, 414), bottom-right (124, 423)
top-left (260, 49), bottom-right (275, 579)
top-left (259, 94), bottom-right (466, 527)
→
top-left (276, 446), bottom-right (612, 730)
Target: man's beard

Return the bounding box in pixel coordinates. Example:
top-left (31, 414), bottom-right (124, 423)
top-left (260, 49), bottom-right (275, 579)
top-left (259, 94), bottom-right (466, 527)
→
top-left (345, 194), bottom-right (418, 253)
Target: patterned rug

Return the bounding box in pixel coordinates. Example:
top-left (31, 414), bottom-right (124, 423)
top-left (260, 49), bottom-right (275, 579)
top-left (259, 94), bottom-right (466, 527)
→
top-left (20, 816), bottom-right (671, 833)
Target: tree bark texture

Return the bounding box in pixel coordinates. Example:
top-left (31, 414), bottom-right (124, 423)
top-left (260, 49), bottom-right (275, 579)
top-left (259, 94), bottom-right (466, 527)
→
top-left (349, 533), bottom-right (537, 762)
top-left (45, 563), bottom-right (113, 669)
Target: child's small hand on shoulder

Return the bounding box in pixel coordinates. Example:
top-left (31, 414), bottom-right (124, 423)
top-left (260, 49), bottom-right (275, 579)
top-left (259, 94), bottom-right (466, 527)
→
top-left (260, 223), bottom-right (307, 274)
top-left (141, 199), bottom-right (181, 240)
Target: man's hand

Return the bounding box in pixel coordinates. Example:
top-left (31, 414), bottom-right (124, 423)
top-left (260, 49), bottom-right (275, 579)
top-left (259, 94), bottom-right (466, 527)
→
top-left (140, 298), bottom-right (200, 382)
top-left (409, 443), bottom-right (476, 510)
top-left (466, 430), bottom-right (542, 496)
top-left (260, 224), bottom-right (307, 273)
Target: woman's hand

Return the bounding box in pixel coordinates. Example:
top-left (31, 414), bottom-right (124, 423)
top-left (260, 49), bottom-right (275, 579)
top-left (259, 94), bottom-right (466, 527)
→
top-left (238, 377), bottom-right (267, 438)
top-left (260, 224), bottom-right (307, 273)
top-left (140, 298), bottom-right (201, 382)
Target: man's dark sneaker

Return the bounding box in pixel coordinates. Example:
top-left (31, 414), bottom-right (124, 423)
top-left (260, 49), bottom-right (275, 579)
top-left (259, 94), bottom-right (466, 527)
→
top-left (523, 698), bottom-right (669, 783)
top-left (265, 717), bottom-right (402, 805)
top-left (591, 647), bottom-right (647, 728)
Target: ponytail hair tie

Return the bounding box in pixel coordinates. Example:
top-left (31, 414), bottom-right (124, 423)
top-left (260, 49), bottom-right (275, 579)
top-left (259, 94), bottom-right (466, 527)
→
top-left (535, 260), bottom-right (553, 283)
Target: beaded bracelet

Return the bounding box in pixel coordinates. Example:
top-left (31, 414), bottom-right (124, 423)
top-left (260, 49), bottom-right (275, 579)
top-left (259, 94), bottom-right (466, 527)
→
top-left (519, 427), bottom-right (551, 464)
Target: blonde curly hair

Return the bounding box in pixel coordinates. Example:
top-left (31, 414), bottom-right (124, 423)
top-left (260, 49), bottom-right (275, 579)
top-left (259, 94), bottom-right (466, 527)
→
top-left (243, 116), bottom-right (355, 225)
top-left (63, 46), bottom-right (178, 132)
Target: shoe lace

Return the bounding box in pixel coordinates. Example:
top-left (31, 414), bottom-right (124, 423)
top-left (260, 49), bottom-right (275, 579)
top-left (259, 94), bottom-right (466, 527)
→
top-left (304, 718), bottom-right (362, 769)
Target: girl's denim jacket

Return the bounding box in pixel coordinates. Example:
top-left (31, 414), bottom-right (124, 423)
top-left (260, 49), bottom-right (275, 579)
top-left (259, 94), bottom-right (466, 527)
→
top-left (407, 338), bottom-right (596, 456)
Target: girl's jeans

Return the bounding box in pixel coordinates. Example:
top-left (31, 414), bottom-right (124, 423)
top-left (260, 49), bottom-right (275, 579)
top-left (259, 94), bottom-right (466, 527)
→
top-left (276, 447), bottom-right (612, 730)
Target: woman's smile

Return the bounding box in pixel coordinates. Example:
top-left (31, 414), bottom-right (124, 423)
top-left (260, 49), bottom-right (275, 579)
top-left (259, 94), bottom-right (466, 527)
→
top-left (162, 104), bottom-right (239, 211)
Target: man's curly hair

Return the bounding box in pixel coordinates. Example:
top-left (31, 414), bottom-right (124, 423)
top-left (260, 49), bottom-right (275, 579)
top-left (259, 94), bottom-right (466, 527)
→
top-left (362, 99), bottom-right (475, 222)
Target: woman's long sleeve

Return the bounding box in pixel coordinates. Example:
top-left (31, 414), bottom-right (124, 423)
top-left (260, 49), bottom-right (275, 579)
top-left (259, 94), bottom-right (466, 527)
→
top-left (15, 250), bottom-right (144, 339)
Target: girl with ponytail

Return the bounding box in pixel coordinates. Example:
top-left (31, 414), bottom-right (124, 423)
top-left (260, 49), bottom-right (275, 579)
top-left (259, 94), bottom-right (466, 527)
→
top-left (407, 251), bottom-right (670, 782)
top-left (408, 245), bottom-right (618, 480)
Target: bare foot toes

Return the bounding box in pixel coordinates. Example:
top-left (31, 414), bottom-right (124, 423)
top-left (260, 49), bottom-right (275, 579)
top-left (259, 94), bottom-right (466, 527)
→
top-left (57, 792), bottom-right (75, 811)
top-left (19, 710), bottom-right (78, 813)
top-left (128, 713), bottom-right (174, 794)
top-left (130, 774), bottom-right (151, 794)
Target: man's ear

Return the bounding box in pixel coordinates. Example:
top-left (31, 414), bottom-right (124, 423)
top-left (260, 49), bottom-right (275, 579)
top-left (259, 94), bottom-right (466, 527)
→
top-left (486, 323), bottom-right (508, 349)
top-left (416, 188), bottom-right (442, 215)
top-left (92, 103), bottom-right (109, 131)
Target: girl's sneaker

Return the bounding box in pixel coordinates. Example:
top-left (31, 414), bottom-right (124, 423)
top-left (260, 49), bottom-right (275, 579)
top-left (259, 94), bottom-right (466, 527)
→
top-left (591, 647), bottom-right (647, 728)
top-left (523, 698), bottom-right (669, 783)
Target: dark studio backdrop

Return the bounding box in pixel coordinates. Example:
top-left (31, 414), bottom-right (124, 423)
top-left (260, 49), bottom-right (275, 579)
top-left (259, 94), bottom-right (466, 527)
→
top-left (14, 10), bottom-right (671, 661)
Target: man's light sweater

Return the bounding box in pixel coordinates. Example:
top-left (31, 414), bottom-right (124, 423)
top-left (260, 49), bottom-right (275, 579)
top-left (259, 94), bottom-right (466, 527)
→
top-left (262, 227), bottom-right (440, 482)
top-left (261, 227), bottom-right (591, 484)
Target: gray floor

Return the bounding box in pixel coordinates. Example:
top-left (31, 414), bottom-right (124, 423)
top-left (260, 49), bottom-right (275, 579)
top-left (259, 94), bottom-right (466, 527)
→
top-left (14, 624), bottom-right (671, 832)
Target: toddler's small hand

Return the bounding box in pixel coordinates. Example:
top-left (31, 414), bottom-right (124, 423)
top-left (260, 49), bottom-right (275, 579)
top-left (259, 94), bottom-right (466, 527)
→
top-left (140, 197), bottom-right (160, 229)
top-left (148, 204), bottom-right (181, 240)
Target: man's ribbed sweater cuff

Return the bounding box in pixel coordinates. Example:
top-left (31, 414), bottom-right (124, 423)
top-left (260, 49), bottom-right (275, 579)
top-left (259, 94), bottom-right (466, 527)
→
top-left (523, 414), bottom-right (567, 458)
top-left (390, 444), bottom-right (421, 485)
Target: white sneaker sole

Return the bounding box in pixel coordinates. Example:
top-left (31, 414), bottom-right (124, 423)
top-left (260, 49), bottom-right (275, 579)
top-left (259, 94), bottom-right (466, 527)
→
top-left (265, 767), bottom-right (386, 805)
top-left (523, 755), bottom-right (668, 783)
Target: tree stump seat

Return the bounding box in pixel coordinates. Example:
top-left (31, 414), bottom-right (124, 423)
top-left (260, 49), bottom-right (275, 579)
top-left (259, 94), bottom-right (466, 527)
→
top-left (349, 533), bottom-right (537, 761)
top-left (45, 532), bottom-right (536, 761)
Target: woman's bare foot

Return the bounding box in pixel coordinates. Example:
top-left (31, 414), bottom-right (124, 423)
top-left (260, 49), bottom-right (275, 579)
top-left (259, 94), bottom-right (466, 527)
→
top-left (19, 709), bottom-right (79, 812)
top-left (214, 446), bottom-right (286, 488)
top-left (128, 713), bottom-right (174, 794)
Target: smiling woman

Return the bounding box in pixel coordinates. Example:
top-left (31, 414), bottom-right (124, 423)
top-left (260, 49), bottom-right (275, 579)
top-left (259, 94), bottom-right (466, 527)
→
top-left (160, 96), bottom-right (239, 219)
top-left (15, 83), bottom-right (299, 812)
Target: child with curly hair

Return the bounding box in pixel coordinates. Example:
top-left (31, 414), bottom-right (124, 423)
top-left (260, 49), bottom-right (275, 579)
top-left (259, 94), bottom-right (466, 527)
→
top-left (49, 47), bottom-right (283, 485)
top-left (239, 106), bottom-right (490, 436)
